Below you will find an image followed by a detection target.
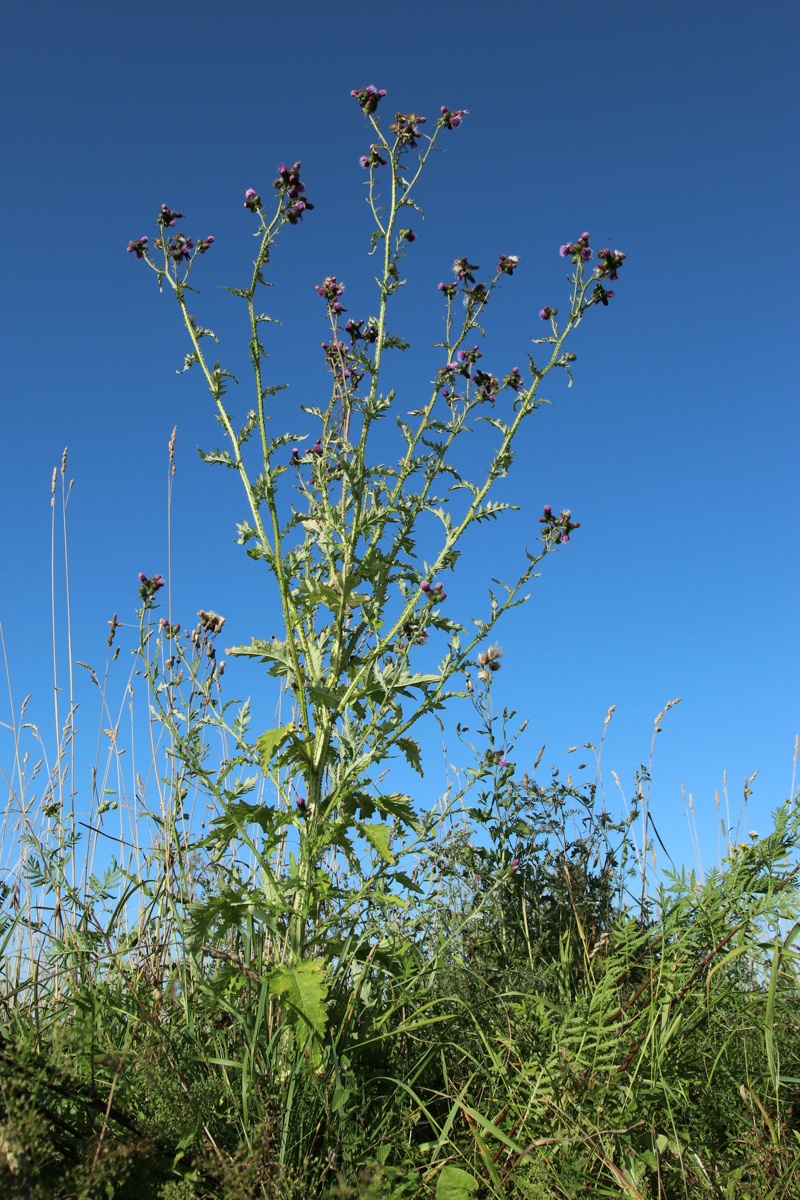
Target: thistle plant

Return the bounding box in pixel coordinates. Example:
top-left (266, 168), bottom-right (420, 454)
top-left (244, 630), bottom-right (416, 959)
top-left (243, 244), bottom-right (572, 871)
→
top-left (126, 86), bottom-right (627, 981)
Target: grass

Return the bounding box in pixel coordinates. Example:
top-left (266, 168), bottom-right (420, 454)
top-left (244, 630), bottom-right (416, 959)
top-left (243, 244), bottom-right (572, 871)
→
top-left (1, 479), bottom-right (799, 1199)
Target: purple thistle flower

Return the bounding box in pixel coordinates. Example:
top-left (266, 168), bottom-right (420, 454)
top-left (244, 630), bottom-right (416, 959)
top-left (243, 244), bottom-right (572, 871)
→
top-left (540, 306), bottom-right (557, 321)
top-left (360, 144), bottom-right (388, 169)
top-left (497, 254), bottom-right (519, 275)
top-left (196, 236), bottom-right (215, 254)
top-left (351, 85), bottom-right (387, 114)
top-left (157, 205), bottom-right (184, 227)
top-left (244, 188), bottom-right (262, 212)
top-left (502, 367), bottom-right (524, 393)
top-left (168, 235), bottom-right (193, 262)
top-left (316, 276), bottom-right (345, 301)
top-left (440, 106), bottom-right (468, 129)
top-left (127, 237), bottom-right (149, 259)
top-left (310, 439), bottom-right (323, 456)
top-left (595, 248), bottom-right (627, 281)
top-left (420, 580), bottom-right (431, 592)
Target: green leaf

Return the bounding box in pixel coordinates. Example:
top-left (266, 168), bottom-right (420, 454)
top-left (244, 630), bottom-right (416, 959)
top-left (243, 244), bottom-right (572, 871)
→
top-left (359, 822), bottom-right (396, 864)
top-left (435, 1166), bottom-right (479, 1200)
top-left (267, 959), bottom-right (328, 1066)
top-left (396, 736), bottom-right (423, 776)
top-left (256, 724), bottom-right (294, 772)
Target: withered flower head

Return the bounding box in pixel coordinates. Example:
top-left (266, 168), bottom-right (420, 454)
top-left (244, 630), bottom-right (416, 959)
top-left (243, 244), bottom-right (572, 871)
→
top-left (198, 609), bottom-right (226, 634)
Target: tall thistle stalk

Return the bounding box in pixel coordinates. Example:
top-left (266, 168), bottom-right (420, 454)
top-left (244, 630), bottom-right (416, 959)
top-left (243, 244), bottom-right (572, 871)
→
top-left (127, 87), bottom-right (627, 974)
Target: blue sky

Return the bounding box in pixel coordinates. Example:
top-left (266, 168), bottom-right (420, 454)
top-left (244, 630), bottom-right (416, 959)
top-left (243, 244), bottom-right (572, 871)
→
top-left (1, 0), bottom-right (798, 877)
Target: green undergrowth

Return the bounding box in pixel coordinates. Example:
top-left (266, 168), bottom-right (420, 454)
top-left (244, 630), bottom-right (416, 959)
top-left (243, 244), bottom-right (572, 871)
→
top-left (2, 768), bottom-right (799, 1199)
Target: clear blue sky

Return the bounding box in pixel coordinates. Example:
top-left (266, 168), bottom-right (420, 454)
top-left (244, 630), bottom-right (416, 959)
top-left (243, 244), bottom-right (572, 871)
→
top-left (1, 0), bottom-right (797, 876)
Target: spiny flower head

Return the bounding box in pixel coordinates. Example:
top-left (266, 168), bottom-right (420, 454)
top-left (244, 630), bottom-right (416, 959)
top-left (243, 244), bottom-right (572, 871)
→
top-left (497, 254), bottom-right (519, 275)
top-left (440, 106), bottom-right (468, 129)
top-left (127, 237), bottom-right (148, 258)
top-left (168, 233), bottom-right (193, 262)
top-left (244, 188), bottom-right (262, 212)
top-left (360, 144), bottom-right (388, 169)
top-left (590, 283), bottom-right (616, 307)
top-left (453, 257), bottom-right (478, 283)
top-left (502, 367), bottom-right (524, 393)
top-left (157, 204), bottom-right (184, 228)
top-left (560, 231), bottom-right (592, 262)
top-left (138, 572), bottom-right (165, 606)
top-left (539, 505), bottom-right (581, 543)
top-left (316, 277), bottom-right (346, 311)
top-left (594, 248), bottom-right (627, 281)
top-left (351, 85), bottom-right (387, 113)
top-left (390, 112), bottom-right (426, 147)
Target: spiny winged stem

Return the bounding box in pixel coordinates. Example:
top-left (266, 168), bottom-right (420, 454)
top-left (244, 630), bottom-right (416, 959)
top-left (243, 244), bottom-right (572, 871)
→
top-left (128, 95), bottom-right (626, 965)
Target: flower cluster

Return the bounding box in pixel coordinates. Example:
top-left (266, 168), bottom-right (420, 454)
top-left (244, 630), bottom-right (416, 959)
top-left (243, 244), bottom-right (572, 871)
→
top-left (344, 319), bottom-right (379, 346)
top-left (502, 366), bottom-right (524, 393)
top-left (243, 188), bottom-right (262, 212)
top-left (159, 617), bottom-right (181, 637)
top-left (196, 236), bottom-right (215, 254)
top-left (420, 579), bottom-right (447, 602)
top-left (273, 162), bottom-right (314, 224)
top-left (477, 643), bottom-right (502, 683)
top-left (290, 439), bottom-right (324, 466)
top-left (399, 620), bottom-right (429, 648)
top-left (138, 572), bottom-right (165, 606)
top-left (560, 231), bottom-right (593, 262)
top-left (127, 237), bottom-right (148, 259)
top-left (198, 609), bottom-right (226, 634)
top-left (444, 345), bottom-right (482, 377)
top-left (320, 337), bottom-right (361, 389)
top-left (157, 205), bottom-right (184, 228)
top-left (166, 233), bottom-right (193, 263)
top-left (316, 276), bottom-right (347, 313)
top-left (590, 283), bottom-right (615, 306)
top-left (360, 144), bottom-right (388, 169)
top-left (439, 106), bottom-right (468, 129)
top-left (453, 257), bottom-right (478, 284)
top-left (351, 85), bottom-right (387, 113)
top-left (472, 369), bottom-right (500, 405)
top-left (389, 112), bottom-right (426, 147)
top-left (538, 505), bottom-right (581, 544)
top-left (595, 248), bottom-right (627, 281)
top-left (497, 254), bottom-right (519, 275)
top-left (438, 257), bottom-right (491, 309)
